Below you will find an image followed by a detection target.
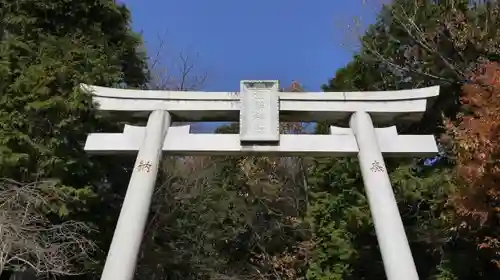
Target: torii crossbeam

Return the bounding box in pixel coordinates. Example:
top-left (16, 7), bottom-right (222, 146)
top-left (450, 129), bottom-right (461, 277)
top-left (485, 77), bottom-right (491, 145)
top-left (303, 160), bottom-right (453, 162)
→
top-left (83, 80), bottom-right (439, 280)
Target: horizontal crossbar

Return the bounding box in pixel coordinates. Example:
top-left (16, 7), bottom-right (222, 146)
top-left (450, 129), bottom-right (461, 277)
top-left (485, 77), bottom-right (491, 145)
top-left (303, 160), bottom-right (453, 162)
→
top-left (84, 125), bottom-right (438, 157)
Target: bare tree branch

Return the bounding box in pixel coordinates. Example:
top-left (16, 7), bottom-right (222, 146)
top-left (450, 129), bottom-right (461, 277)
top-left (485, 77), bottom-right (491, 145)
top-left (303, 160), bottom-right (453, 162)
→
top-left (389, 2), bottom-right (466, 79)
top-left (146, 33), bottom-right (208, 91)
top-left (340, 0), bottom-right (476, 84)
top-left (0, 179), bottom-right (97, 278)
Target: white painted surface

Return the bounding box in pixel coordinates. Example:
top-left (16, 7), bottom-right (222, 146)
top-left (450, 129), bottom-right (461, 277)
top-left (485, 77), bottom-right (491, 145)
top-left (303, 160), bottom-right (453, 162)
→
top-left (81, 83), bottom-right (439, 124)
top-left (240, 80), bottom-right (280, 92)
top-left (82, 81), bottom-right (440, 280)
top-left (330, 125), bottom-right (398, 137)
top-left (90, 96), bottom-right (430, 124)
top-left (82, 83), bottom-right (438, 101)
top-left (240, 81), bottom-right (280, 142)
top-left (100, 110), bottom-right (171, 280)
top-left (350, 111), bottom-right (419, 280)
top-left (84, 125), bottom-right (437, 157)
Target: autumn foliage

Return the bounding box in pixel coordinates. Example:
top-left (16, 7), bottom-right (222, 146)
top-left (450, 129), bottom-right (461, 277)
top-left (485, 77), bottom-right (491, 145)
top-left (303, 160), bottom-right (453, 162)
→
top-left (447, 62), bottom-right (500, 267)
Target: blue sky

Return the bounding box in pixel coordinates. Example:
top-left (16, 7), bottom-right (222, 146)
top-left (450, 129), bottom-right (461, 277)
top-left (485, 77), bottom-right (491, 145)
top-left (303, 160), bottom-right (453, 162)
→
top-left (120, 0), bottom-right (381, 92)
top-left (119, 0), bottom-right (381, 132)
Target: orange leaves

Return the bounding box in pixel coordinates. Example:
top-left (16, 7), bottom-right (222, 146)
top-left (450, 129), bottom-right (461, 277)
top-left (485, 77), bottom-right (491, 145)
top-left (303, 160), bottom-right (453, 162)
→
top-left (451, 62), bottom-right (500, 181)
top-left (283, 80), bottom-right (303, 93)
top-left (447, 62), bottom-right (500, 267)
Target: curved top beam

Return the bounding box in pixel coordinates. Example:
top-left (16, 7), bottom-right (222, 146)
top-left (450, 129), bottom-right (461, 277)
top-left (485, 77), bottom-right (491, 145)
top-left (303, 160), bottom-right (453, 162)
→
top-left (81, 84), bottom-right (439, 102)
top-left (81, 84), bottom-right (239, 100)
top-left (80, 82), bottom-right (439, 126)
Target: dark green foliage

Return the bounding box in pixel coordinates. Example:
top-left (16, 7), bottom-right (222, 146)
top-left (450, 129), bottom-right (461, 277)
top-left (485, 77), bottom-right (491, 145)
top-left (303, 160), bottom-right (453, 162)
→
top-left (306, 1), bottom-right (500, 279)
top-left (0, 0), bottom-right (148, 276)
top-left (3, 0), bottom-right (500, 279)
top-left (306, 156), bottom-right (458, 279)
top-left (0, 0), bottom-right (148, 183)
top-left (137, 153), bottom-right (311, 279)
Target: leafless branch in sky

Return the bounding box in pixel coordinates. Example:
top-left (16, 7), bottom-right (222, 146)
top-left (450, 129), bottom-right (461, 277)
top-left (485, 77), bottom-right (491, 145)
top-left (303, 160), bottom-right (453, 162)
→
top-left (146, 32), bottom-right (208, 91)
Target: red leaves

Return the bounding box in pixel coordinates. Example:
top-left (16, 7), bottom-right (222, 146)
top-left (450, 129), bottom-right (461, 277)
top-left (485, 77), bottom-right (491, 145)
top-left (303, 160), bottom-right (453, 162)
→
top-left (448, 62), bottom-right (500, 267)
top-left (283, 80), bottom-right (303, 92)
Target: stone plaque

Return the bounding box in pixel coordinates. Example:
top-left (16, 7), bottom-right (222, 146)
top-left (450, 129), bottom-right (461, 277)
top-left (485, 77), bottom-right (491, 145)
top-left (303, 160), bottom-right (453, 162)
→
top-left (239, 80), bottom-right (280, 143)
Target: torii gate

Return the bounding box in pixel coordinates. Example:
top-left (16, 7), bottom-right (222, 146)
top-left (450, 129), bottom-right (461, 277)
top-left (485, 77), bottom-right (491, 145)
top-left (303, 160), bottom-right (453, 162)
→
top-left (83, 80), bottom-right (439, 280)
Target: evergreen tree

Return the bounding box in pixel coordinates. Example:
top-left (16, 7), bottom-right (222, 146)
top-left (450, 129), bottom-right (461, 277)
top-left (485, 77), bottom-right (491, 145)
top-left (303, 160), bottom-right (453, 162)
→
top-left (306, 0), bottom-right (500, 279)
top-left (0, 0), bottom-right (149, 277)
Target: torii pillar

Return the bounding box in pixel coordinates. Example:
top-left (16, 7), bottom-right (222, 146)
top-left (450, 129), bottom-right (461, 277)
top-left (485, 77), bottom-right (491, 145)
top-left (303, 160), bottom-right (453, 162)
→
top-left (83, 80), bottom-right (439, 280)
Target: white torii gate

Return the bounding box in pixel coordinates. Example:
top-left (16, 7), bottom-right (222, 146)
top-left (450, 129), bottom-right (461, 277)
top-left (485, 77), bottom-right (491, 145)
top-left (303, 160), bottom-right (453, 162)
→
top-left (83, 80), bottom-right (439, 280)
